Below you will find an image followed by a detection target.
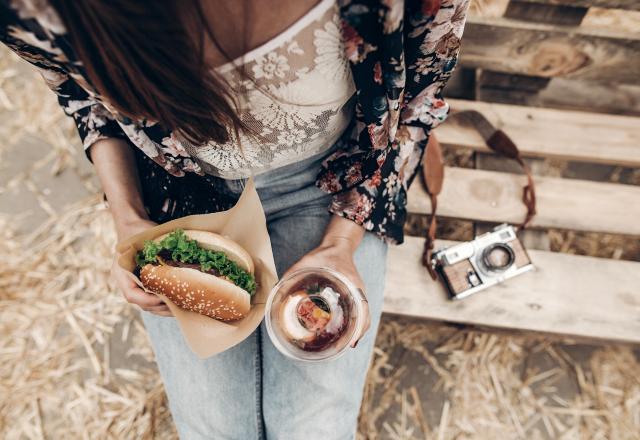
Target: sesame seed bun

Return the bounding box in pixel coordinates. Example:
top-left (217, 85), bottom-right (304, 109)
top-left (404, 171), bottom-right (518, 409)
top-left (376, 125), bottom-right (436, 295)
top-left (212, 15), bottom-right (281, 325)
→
top-left (139, 230), bottom-right (254, 321)
top-left (140, 264), bottom-right (251, 321)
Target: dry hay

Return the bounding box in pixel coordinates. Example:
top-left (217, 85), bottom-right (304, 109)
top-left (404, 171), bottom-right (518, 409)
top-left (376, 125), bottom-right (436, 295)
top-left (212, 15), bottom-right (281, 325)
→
top-left (1, 46), bottom-right (176, 437)
top-left (359, 319), bottom-right (640, 440)
top-left (0, 198), bottom-right (176, 439)
top-left (3, 198), bottom-right (639, 439)
top-left (0, 49), bottom-right (81, 184)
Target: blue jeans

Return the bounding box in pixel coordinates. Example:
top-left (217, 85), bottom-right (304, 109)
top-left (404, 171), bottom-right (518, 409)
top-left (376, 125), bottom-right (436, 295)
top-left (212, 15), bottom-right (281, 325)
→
top-left (142, 148), bottom-right (388, 439)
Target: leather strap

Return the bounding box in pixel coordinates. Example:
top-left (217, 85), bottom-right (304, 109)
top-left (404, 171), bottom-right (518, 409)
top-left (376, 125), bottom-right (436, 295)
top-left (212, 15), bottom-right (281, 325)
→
top-left (421, 134), bottom-right (444, 280)
top-left (486, 130), bottom-right (537, 228)
top-left (420, 115), bottom-right (536, 280)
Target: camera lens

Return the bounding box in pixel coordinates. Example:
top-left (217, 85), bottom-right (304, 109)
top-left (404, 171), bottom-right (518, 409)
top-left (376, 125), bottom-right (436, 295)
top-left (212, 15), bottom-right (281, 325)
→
top-left (481, 243), bottom-right (515, 271)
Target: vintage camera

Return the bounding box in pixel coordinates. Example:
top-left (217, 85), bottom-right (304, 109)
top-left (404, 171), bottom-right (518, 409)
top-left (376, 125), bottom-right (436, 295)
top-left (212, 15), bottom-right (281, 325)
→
top-left (431, 224), bottom-right (534, 300)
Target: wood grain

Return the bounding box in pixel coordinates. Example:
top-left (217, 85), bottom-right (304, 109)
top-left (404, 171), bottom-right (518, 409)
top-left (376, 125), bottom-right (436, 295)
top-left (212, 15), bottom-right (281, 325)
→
top-left (505, 0), bottom-right (588, 25)
top-left (439, 99), bottom-right (640, 166)
top-left (383, 237), bottom-right (640, 343)
top-left (477, 0), bottom-right (586, 115)
top-left (534, 79), bottom-right (640, 115)
top-left (475, 77), bottom-right (640, 116)
top-left (474, 152), bottom-right (551, 251)
top-left (461, 17), bottom-right (640, 83)
top-left (406, 167), bottom-right (640, 235)
top-left (476, 71), bottom-right (551, 93)
top-left (512, 0), bottom-right (640, 11)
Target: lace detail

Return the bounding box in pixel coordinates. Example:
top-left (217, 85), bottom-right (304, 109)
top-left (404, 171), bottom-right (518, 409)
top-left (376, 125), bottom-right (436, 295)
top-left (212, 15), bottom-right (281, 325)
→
top-left (0, 0), bottom-right (469, 245)
top-left (181, 0), bottom-right (356, 179)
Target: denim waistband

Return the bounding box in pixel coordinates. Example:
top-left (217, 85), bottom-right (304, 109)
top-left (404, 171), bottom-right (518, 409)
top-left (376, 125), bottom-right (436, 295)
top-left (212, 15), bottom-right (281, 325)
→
top-left (222, 120), bottom-right (352, 196)
top-left (223, 144), bottom-right (338, 195)
top-left (253, 141), bottom-right (341, 189)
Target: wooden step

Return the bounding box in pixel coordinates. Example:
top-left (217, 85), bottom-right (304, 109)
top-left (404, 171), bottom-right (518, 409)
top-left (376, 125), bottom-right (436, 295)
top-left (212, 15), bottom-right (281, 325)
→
top-left (461, 16), bottom-right (640, 84)
top-left (406, 167), bottom-right (640, 236)
top-left (383, 237), bottom-right (640, 343)
top-left (440, 99), bottom-right (640, 167)
top-left (512, 0), bottom-right (640, 11)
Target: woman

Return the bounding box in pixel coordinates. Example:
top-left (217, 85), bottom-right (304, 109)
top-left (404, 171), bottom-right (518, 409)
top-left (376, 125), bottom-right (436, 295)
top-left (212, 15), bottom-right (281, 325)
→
top-left (0, 0), bottom-right (468, 438)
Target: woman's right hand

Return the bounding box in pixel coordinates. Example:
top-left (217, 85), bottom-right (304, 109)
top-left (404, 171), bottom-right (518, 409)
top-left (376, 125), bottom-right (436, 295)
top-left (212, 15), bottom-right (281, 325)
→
top-left (111, 217), bottom-right (173, 317)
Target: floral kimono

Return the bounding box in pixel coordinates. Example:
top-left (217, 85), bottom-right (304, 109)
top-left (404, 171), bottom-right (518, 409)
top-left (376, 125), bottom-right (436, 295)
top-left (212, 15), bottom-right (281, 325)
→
top-left (0, 0), bottom-right (470, 244)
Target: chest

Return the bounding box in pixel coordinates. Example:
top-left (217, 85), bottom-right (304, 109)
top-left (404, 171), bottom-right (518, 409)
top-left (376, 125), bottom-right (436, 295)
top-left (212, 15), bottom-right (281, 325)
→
top-left (199, 0), bottom-right (321, 68)
top-left (176, 0), bottom-right (356, 179)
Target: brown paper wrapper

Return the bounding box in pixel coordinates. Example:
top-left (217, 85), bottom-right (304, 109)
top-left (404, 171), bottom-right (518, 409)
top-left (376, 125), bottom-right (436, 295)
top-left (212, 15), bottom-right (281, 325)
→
top-left (115, 178), bottom-right (278, 359)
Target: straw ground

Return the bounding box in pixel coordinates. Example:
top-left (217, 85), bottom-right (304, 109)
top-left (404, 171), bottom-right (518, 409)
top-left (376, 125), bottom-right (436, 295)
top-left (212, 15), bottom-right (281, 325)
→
top-left (1, 40), bottom-right (639, 440)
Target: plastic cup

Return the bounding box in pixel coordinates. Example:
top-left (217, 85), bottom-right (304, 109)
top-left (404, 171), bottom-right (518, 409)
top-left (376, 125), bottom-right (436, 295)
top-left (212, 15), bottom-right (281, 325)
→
top-left (265, 267), bottom-right (367, 362)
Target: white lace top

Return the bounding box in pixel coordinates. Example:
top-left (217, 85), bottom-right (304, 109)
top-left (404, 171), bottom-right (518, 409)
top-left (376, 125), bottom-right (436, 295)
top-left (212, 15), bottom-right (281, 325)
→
top-left (179, 0), bottom-right (355, 179)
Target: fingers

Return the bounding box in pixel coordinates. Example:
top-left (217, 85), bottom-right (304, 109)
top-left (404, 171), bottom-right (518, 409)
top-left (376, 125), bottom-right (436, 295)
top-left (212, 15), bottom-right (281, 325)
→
top-left (283, 250), bottom-right (370, 348)
top-left (281, 258), bottom-right (306, 281)
top-left (143, 303), bottom-right (171, 313)
top-left (143, 301), bottom-right (172, 316)
top-left (350, 291), bottom-right (371, 348)
top-left (111, 255), bottom-right (173, 316)
top-left (124, 286), bottom-right (173, 316)
top-left (122, 286), bottom-right (164, 307)
top-left (125, 287), bottom-right (173, 316)
top-left (351, 321), bottom-right (371, 348)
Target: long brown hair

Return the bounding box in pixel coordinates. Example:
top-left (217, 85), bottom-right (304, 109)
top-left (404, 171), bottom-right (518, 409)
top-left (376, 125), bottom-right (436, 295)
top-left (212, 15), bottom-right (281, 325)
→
top-left (49, 0), bottom-right (244, 145)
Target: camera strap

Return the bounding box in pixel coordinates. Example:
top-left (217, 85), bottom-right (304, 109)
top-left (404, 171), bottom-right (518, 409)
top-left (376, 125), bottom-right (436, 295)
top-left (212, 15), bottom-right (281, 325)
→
top-left (420, 109), bottom-right (537, 280)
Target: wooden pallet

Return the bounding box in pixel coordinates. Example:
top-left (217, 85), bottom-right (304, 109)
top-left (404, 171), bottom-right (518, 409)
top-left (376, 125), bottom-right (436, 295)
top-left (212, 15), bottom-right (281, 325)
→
top-left (439, 99), bottom-right (640, 166)
top-left (382, 99), bottom-right (640, 343)
top-left (450, 0), bottom-right (640, 115)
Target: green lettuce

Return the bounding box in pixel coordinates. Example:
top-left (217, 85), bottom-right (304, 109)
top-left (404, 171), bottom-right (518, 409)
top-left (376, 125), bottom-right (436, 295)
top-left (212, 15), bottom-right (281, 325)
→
top-left (136, 229), bottom-right (256, 295)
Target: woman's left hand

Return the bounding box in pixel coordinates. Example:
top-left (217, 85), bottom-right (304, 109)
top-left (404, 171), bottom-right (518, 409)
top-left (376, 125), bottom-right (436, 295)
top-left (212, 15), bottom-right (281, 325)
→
top-left (281, 217), bottom-right (370, 348)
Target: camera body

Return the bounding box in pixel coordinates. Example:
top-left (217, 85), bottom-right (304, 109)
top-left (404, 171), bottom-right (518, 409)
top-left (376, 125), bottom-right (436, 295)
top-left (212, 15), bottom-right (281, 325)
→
top-left (431, 224), bottom-right (534, 300)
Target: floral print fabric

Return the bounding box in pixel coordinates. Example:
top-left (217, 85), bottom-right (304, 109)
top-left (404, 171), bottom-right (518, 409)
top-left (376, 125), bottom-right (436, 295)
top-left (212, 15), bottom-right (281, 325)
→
top-left (316, 0), bottom-right (470, 243)
top-left (0, 0), bottom-right (469, 245)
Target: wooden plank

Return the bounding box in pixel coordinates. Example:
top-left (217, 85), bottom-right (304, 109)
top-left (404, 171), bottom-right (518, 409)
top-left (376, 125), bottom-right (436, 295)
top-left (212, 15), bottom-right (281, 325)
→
top-left (474, 152), bottom-right (551, 251)
top-left (383, 237), bottom-right (640, 343)
top-left (512, 0), bottom-right (640, 11)
top-left (474, 87), bottom-right (544, 107)
top-left (476, 76), bottom-right (640, 116)
top-left (460, 16), bottom-right (640, 83)
top-left (583, 6), bottom-right (640, 33)
top-left (534, 79), bottom-right (640, 116)
top-left (439, 99), bottom-right (640, 167)
top-left (505, 0), bottom-right (588, 25)
top-left (406, 167), bottom-right (640, 235)
top-left (477, 1), bottom-right (586, 109)
top-left (442, 67), bottom-right (476, 100)
top-left (476, 71), bottom-right (551, 93)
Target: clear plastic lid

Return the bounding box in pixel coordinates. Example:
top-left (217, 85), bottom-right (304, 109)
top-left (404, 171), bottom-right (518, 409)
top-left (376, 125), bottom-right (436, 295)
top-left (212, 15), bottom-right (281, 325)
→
top-left (265, 267), bottom-right (366, 362)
